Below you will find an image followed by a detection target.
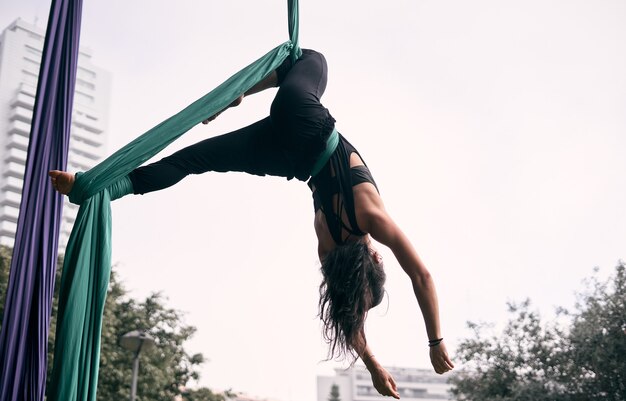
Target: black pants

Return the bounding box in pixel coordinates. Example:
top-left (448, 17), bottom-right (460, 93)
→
top-left (129, 49), bottom-right (336, 194)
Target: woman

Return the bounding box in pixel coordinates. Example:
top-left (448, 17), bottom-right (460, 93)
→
top-left (50, 49), bottom-right (453, 398)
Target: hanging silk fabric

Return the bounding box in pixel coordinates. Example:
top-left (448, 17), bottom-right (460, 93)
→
top-left (46, 1), bottom-right (302, 400)
top-left (0, 1), bottom-right (82, 400)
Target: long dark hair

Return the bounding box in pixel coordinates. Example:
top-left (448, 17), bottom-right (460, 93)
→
top-left (318, 238), bottom-right (386, 363)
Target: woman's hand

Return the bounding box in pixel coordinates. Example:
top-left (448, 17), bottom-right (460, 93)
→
top-left (202, 95), bottom-right (244, 124)
top-left (370, 366), bottom-right (400, 399)
top-left (429, 340), bottom-right (454, 374)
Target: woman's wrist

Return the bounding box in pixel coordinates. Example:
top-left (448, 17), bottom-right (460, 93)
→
top-left (362, 353), bottom-right (380, 371)
top-left (428, 338), bottom-right (444, 347)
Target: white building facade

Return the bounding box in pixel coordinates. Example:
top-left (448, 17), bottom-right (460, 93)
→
top-left (0, 18), bottom-right (111, 252)
top-left (318, 366), bottom-right (454, 401)
top-left (227, 394), bottom-right (283, 401)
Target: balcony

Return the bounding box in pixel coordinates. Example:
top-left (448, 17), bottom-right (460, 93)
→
top-left (71, 126), bottom-right (104, 147)
top-left (58, 232), bottom-right (70, 252)
top-left (8, 120), bottom-right (31, 136)
top-left (11, 91), bottom-right (35, 110)
top-left (68, 152), bottom-right (99, 171)
top-left (0, 219), bottom-right (18, 234)
top-left (0, 232), bottom-right (17, 246)
top-left (9, 106), bottom-right (33, 124)
top-left (5, 147), bottom-right (28, 163)
top-left (69, 139), bottom-right (102, 160)
top-left (0, 191), bottom-right (21, 208)
top-left (5, 162), bottom-right (25, 180)
top-left (6, 134), bottom-right (29, 151)
top-left (64, 201), bottom-right (79, 210)
top-left (18, 82), bottom-right (37, 97)
top-left (62, 205), bottom-right (78, 221)
top-left (0, 205), bottom-right (20, 223)
top-left (2, 176), bottom-right (24, 193)
top-left (72, 113), bottom-right (103, 134)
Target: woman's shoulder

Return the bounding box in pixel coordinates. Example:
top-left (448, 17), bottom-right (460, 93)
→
top-left (353, 184), bottom-right (387, 234)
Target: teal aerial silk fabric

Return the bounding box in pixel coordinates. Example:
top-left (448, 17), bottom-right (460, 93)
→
top-left (48, 1), bottom-right (302, 400)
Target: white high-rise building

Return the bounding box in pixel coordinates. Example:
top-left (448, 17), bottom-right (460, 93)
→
top-left (0, 18), bottom-right (111, 253)
top-left (318, 366), bottom-right (454, 401)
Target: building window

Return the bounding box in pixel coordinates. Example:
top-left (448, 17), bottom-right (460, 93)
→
top-left (356, 385), bottom-right (377, 396)
top-left (0, 221), bottom-right (18, 233)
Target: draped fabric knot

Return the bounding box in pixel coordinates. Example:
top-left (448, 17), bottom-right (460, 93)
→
top-left (287, 0), bottom-right (301, 64)
top-left (290, 43), bottom-right (302, 65)
top-left (68, 172), bottom-right (87, 205)
top-left (68, 174), bottom-right (134, 205)
top-left (107, 176), bottom-right (134, 201)
top-left (287, 41), bottom-right (302, 66)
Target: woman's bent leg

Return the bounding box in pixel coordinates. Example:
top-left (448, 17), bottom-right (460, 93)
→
top-left (128, 117), bottom-right (293, 195)
top-left (269, 49), bottom-right (336, 180)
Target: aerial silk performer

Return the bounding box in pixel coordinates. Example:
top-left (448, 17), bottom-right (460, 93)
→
top-left (0, 0), bottom-right (82, 400)
top-left (49, 0), bottom-right (455, 400)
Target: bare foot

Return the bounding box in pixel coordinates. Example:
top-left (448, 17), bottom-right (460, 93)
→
top-left (202, 94), bottom-right (244, 124)
top-left (48, 170), bottom-right (75, 195)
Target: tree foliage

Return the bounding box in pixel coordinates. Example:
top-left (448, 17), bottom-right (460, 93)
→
top-left (0, 246), bottom-right (11, 326)
top-left (94, 276), bottom-right (211, 401)
top-left (328, 383), bottom-right (341, 401)
top-left (566, 264), bottom-right (626, 399)
top-left (181, 387), bottom-right (231, 401)
top-left (451, 263), bottom-right (626, 401)
top-left (0, 245), bottom-right (226, 401)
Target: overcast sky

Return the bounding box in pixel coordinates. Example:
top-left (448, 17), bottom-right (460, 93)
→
top-left (1, 1), bottom-right (625, 400)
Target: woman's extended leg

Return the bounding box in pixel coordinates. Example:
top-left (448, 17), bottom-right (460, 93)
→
top-left (49, 50), bottom-right (333, 195)
top-left (49, 116), bottom-right (293, 196)
top-left (128, 117), bottom-right (294, 195)
top-left (49, 69), bottom-right (286, 196)
top-left (271, 49), bottom-right (332, 133)
top-left (131, 50), bottom-right (338, 194)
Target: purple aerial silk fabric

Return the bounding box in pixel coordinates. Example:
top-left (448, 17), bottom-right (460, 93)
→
top-left (0, 0), bottom-right (82, 400)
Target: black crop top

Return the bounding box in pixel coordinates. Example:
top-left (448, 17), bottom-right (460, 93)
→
top-left (308, 135), bottom-right (379, 245)
top-left (311, 166), bottom-right (377, 212)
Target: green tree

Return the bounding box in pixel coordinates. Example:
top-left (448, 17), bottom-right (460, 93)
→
top-left (94, 274), bottom-right (207, 401)
top-left (450, 263), bottom-right (626, 401)
top-left (181, 387), bottom-right (230, 401)
top-left (0, 246), bottom-right (227, 401)
top-left (328, 383), bottom-right (341, 401)
top-left (0, 246), bottom-right (12, 326)
top-left (564, 264), bottom-right (626, 400)
top-left (0, 244), bottom-right (65, 376)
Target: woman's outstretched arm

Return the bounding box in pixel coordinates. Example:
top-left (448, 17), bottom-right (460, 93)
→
top-left (354, 332), bottom-right (400, 399)
top-left (365, 208), bottom-right (454, 374)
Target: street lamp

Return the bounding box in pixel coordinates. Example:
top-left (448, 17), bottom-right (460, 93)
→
top-left (120, 330), bottom-right (155, 401)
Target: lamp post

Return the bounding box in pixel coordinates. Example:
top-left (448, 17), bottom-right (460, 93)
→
top-left (120, 330), bottom-right (155, 401)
